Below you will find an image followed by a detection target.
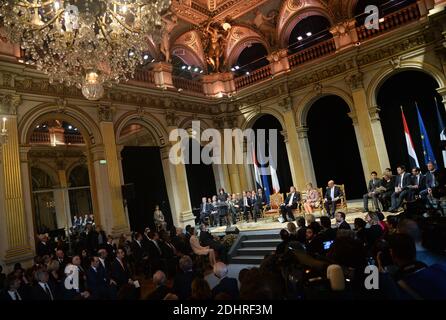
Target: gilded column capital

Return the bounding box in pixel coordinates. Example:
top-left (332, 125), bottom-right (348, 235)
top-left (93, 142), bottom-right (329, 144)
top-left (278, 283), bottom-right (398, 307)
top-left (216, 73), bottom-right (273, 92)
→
top-left (368, 106), bottom-right (382, 122)
top-left (278, 96), bottom-right (293, 113)
top-left (348, 111), bottom-right (359, 125)
top-left (296, 126), bottom-right (309, 139)
top-left (0, 93), bottom-right (21, 115)
top-left (345, 72), bottom-right (364, 91)
top-left (98, 105), bottom-right (114, 122)
top-left (280, 130), bottom-right (288, 143)
top-left (165, 110), bottom-right (179, 128)
top-left (19, 146), bottom-right (31, 162)
top-left (89, 145), bottom-right (106, 161)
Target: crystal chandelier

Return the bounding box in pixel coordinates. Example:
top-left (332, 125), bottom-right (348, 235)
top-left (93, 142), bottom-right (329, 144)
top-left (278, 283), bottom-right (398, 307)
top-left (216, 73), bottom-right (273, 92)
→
top-left (0, 0), bottom-right (171, 100)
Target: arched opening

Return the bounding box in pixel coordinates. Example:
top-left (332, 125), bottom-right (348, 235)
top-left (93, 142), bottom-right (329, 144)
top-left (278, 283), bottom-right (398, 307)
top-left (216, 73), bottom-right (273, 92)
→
top-left (288, 15), bottom-right (332, 54)
top-left (307, 95), bottom-right (366, 199)
top-left (377, 70), bottom-right (445, 170)
top-left (119, 123), bottom-right (172, 232)
top-left (231, 43), bottom-right (269, 77)
top-left (28, 118), bottom-right (94, 237)
top-left (354, 0), bottom-right (416, 25)
top-left (185, 137), bottom-right (217, 211)
top-left (172, 55), bottom-right (204, 79)
top-left (251, 114), bottom-right (293, 197)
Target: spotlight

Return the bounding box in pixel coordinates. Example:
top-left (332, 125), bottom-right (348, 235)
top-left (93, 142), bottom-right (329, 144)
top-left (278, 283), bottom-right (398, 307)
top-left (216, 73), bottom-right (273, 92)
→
top-left (36, 125), bottom-right (40, 129)
top-left (306, 32), bottom-right (312, 37)
top-left (181, 65), bottom-right (187, 70)
top-left (199, 70), bottom-right (203, 74)
top-left (379, 17), bottom-right (385, 23)
top-left (246, 71), bottom-right (250, 75)
top-left (68, 125), bottom-right (73, 130)
top-left (187, 66), bottom-right (191, 70)
top-left (129, 51), bottom-right (135, 57)
top-left (194, 67), bottom-right (199, 72)
top-left (143, 54), bottom-right (149, 60)
top-left (231, 67), bottom-right (235, 71)
top-left (297, 36), bottom-right (303, 41)
top-left (151, 58), bottom-right (155, 62)
top-left (235, 65), bottom-right (240, 70)
top-left (74, 128), bottom-right (78, 131)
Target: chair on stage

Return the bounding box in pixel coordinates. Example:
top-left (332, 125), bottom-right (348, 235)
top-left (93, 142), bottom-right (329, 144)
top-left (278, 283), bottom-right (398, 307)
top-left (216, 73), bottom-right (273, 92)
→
top-left (264, 192), bottom-right (284, 220)
top-left (300, 188), bottom-right (324, 216)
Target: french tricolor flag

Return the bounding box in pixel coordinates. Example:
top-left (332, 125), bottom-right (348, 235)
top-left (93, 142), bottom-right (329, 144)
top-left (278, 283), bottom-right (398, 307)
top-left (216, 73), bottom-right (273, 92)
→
top-left (401, 107), bottom-right (420, 168)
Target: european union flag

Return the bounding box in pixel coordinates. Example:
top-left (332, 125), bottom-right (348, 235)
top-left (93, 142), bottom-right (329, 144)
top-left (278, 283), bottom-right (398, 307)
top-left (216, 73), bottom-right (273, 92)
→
top-left (416, 104), bottom-right (437, 167)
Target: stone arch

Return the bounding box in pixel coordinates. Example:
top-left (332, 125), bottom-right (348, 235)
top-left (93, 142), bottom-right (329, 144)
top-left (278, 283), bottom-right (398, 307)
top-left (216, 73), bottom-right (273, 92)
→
top-left (225, 25), bottom-right (271, 68)
top-left (29, 163), bottom-right (59, 188)
top-left (241, 107), bottom-right (286, 131)
top-left (171, 30), bottom-right (206, 69)
top-left (19, 102), bottom-right (102, 147)
top-left (278, 0), bottom-right (333, 48)
top-left (178, 117), bottom-right (213, 131)
top-left (367, 61), bottom-right (446, 109)
top-left (297, 86), bottom-right (354, 127)
top-left (114, 112), bottom-right (169, 147)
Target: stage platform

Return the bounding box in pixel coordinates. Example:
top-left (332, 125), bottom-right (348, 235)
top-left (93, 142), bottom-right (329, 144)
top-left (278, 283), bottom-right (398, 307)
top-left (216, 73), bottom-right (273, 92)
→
top-left (209, 199), bottom-right (390, 236)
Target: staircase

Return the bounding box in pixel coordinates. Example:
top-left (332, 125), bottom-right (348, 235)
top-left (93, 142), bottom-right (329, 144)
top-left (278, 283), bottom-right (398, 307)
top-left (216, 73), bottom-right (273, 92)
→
top-left (229, 231), bottom-right (281, 265)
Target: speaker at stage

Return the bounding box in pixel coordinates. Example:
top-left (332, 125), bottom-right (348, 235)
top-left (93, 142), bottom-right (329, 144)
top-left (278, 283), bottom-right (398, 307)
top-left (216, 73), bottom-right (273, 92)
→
top-left (225, 226), bottom-right (240, 235)
top-left (121, 183), bottom-right (136, 200)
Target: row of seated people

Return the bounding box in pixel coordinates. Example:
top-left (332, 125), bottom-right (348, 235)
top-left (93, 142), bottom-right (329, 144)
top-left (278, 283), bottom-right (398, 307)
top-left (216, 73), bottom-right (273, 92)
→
top-left (363, 162), bottom-right (445, 214)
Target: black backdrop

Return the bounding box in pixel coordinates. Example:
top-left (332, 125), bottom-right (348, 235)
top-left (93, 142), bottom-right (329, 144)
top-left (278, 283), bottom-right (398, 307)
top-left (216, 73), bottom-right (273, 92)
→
top-left (121, 146), bottom-right (171, 232)
top-left (252, 115), bottom-right (293, 194)
top-left (377, 70), bottom-right (446, 171)
top-left (307, 95), bottom-right (366, 199)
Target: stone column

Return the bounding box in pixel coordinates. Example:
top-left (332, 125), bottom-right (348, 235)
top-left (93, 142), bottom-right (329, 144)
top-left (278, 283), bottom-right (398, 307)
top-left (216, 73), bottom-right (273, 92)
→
top-left (279, 97), bottom-right (307, 191)
top-left (436, 87), bottom-right (446, 112)
top-left (346, 73), bottom-right (390, 176)
top-left (296, 126), bottom-right (317, 186)
top-left (19, 146), bottom-right (35, 258)
top-left (160, 142), bottom-right (195, 228)
top-left (348, 111), bottom-right (370, 183)
top-left (242, 140), bottom-right (254, 191)
top-left (116, 144), bottom-right (130, 229)
top-left (0, 94), bottom-right (34, 266)
top-left (369, 106), bottom-right (391, 172)
top-left (54, 166), bottom-right (70, 229)
top-left (96, 106), bottom-right (129, 236)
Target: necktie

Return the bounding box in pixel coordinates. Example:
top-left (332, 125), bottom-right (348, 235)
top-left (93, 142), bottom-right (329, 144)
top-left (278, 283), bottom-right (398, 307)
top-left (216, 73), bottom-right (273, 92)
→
top-left (44, 284), bottom-right (53, 300)
top-left (14, 291), bottom-right (20, 301)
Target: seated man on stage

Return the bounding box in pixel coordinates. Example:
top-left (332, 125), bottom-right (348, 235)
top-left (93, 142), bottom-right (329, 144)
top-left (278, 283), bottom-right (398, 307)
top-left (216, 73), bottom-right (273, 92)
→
top-left (199, 197), bottom-right (211, 224)
top-left (408, 167), bottom-right (426, 200)
top-left (377, 168), bottom-right (395, 211)
top-left (420, 161), bottom-right (439, 207)
top-left (210, 196), bottom-right (218, 227)
top-left (324, 180), bottom-right (343, 218)
top-left (363, 171), bottom-right (382, 213)
top-left (388, 165), bottom-right (412, 213)
top-left (240, 191), bottom-right (251, 223)
top-left (280, 186), bottom-right (300, 222)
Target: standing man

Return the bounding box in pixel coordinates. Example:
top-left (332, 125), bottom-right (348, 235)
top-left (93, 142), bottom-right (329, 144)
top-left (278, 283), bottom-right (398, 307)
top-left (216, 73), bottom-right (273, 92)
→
top-left (389, 165), bottom-right (412, 212)
top-left (363, 171), bottom-right (382, 213)
top-left (280, 186), bottom-right (300, 222)
top-left (324, 180), bottom-right (343, 218)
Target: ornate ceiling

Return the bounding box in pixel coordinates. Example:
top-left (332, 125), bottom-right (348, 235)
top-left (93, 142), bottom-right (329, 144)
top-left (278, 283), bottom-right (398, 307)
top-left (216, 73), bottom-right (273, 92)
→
top-left (161, 0), bottom-right (361, 73)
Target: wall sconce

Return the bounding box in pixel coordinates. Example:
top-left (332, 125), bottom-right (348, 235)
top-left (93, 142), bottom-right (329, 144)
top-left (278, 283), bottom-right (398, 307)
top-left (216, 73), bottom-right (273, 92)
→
top-left (0, 117), bottom-right (7, 145)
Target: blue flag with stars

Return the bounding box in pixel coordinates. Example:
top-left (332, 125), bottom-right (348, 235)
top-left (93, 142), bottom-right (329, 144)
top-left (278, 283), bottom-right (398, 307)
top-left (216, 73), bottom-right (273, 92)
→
top-left (416, 104), bottom-right (437, 166)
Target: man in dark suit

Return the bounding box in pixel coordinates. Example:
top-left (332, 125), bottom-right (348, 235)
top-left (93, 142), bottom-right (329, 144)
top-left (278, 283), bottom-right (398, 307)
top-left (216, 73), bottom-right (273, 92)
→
top-left (211, 262), bottom-right (239, 299)
top-left (199, 197), bottom-right (211, 224)
top-left (408, 167), bottom-right (426, 200)
top-left (363, 171), bottom-right (382, 212)
top-left (324, 180), bottom-right (343, 218)
top-left (280, 186), bottom-right (300, 222)
top-left (36, 235), bottom-right (52, 257)
top-left (86, 256), bottom-right (109, 299)
top-left (0, 274), bottom-right (25, 301)
top-left (240, 191), bottom-right (252, 222)
top-left (251, 190), bottom-right (264, 223)
top-left (145, 231), bottom-right (164, 274)
top-left (389, 165), bottom-right (412, 212)
top-left (31, 270), bottom-right (57, 300)
top-left (131, 232), bottom-right (146, 273)
top-left (146, 271), bottom-right (170, 300)
top-left (172, 255), bottom-right (196, 300)
top-left (110, 248), bottom-right (133, 290)
top-left (420, 161), bottom-right (439, 206)
top-left (378, 168), bottom-right (395, 211)
top-left (335, 212), bottom-right (351, 230)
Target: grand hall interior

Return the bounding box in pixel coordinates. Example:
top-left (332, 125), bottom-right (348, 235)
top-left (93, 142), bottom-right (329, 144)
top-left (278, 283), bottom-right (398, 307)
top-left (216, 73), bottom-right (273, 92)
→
top-left (0, 0), bottom-right (446, 302)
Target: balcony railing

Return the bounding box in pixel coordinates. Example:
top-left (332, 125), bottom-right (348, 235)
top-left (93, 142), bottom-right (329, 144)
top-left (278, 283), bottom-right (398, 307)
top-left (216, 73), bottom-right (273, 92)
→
top-left (234, 65), bottom-right (272, 90)
top-left (30, 131), bottom-right (50, 144)
top-left (132, 69), bottom-right (155, 84)
top-left (30, 132), bottom-right (85, 145)
top-left (289, 38), bottom-right (336, 69)
top-left (356, 3), bottom-right (420, 42)
top-left (65, 134), bottom-right (85, 145)
top-left (172, 76), bottom-right (204, 94)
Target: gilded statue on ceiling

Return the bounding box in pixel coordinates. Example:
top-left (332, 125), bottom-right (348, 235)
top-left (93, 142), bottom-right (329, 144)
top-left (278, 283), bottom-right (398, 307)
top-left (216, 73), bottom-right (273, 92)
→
top-left (251, 9), bottom-right (278, 48)
top-left (160, 11), bottom-right (178, 63)
top-left (201, 20), bottom-right (232, 73)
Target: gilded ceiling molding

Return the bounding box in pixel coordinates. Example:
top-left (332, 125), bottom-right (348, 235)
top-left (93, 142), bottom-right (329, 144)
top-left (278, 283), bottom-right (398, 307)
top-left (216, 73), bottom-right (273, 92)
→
top-left (172, 30), bottom-right (206, 68)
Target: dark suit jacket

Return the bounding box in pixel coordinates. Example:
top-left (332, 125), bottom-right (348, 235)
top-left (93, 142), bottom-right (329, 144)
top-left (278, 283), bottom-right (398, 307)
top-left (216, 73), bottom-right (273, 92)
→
top-left (240, 197), bottom-right (251, 211)
top-left (146, 239), bottom-right (163, 260)
top-left (425, 170), bottom-right (438, 189)
top-left (325, 186), bottom-right (343, 201)
top-left (411, 174), bottom-right (426, 190)
top-left (0, 288), bottom-right (26, 301)
top-left (146, 285), bottom-right (170, 300)
top-left (131, 240), bottom-right (145, 261)
top-left (284, 192), bottom-right (300, 209)
top-left (381, 176), bottom-right (396, 193)
top-left (86, 266), bottom-right (108, 299)
top-left (367, 179), bottom-right (382, 192)
top-left (173, 270), bottom-right (195, 300)
top-left (212, 277), bottom-right (239, 299)
top-left (110, 258), bottom-right (132, 289)
top-left (199, 203), bottom-right (211, 216)
top-left (31, 282), bottom-right (57, 300)
top-left (395, 173), bottom-right (412, 190)
top-left (36, 241), bottom-right (52, 257)
top-left (337, 221), bottom-right (351, 230)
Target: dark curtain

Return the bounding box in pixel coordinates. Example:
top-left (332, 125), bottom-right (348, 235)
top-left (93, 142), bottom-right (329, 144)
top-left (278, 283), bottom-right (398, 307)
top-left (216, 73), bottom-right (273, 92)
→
top-left (307, 95), bottom-right (366, 199)
top-left (121, 146), bottom-right (171, 232)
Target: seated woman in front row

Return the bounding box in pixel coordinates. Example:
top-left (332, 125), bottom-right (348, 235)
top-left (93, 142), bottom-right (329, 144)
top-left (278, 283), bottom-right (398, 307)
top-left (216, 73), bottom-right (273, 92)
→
top-left (303, 182), bottom-right (320, 214)
top-left (189, 227), bottom-right (216, 266)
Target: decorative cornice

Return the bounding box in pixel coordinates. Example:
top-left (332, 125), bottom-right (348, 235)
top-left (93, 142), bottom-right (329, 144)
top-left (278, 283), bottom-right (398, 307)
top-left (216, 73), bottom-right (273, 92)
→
top-left (0, 93), bottom-right (21, 115)
top-left (345, 72), bottom-right (364, 90)
top-left (98, 105), bottom-right (114, 122)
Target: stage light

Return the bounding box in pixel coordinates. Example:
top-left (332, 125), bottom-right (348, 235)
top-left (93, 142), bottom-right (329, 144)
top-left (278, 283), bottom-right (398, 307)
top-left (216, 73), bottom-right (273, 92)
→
top-left (306, 32), bottom-right (312, 37)
top-left (235, 65), bottom-right (240, 70)
top-left (68, 125), bottom-right (73, 130)
top-left (231, 67), bottom-right (235, 71)
top-left (379, 18), bottom-right (385, 23)
top-left (181, 65), bottom-right (187, 70)
top-left (297, 36), bottom-right (303, 41)
top-left (199, 70), bottom-right (203, 74)
top-left (194, 67), bottom-right (199, 72)
top-left (143, 54), bottom-right (149, 60)
top-left (246, 71), bottom-right (250, 75)
top-left (36, 125), bottom-right (40, 129)
top-left (151, 58), bottom-right (155, 62)
top-left (129, 51), bottom-right (135, 57)
top-left (187, 66), bottom-right (191, 70)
